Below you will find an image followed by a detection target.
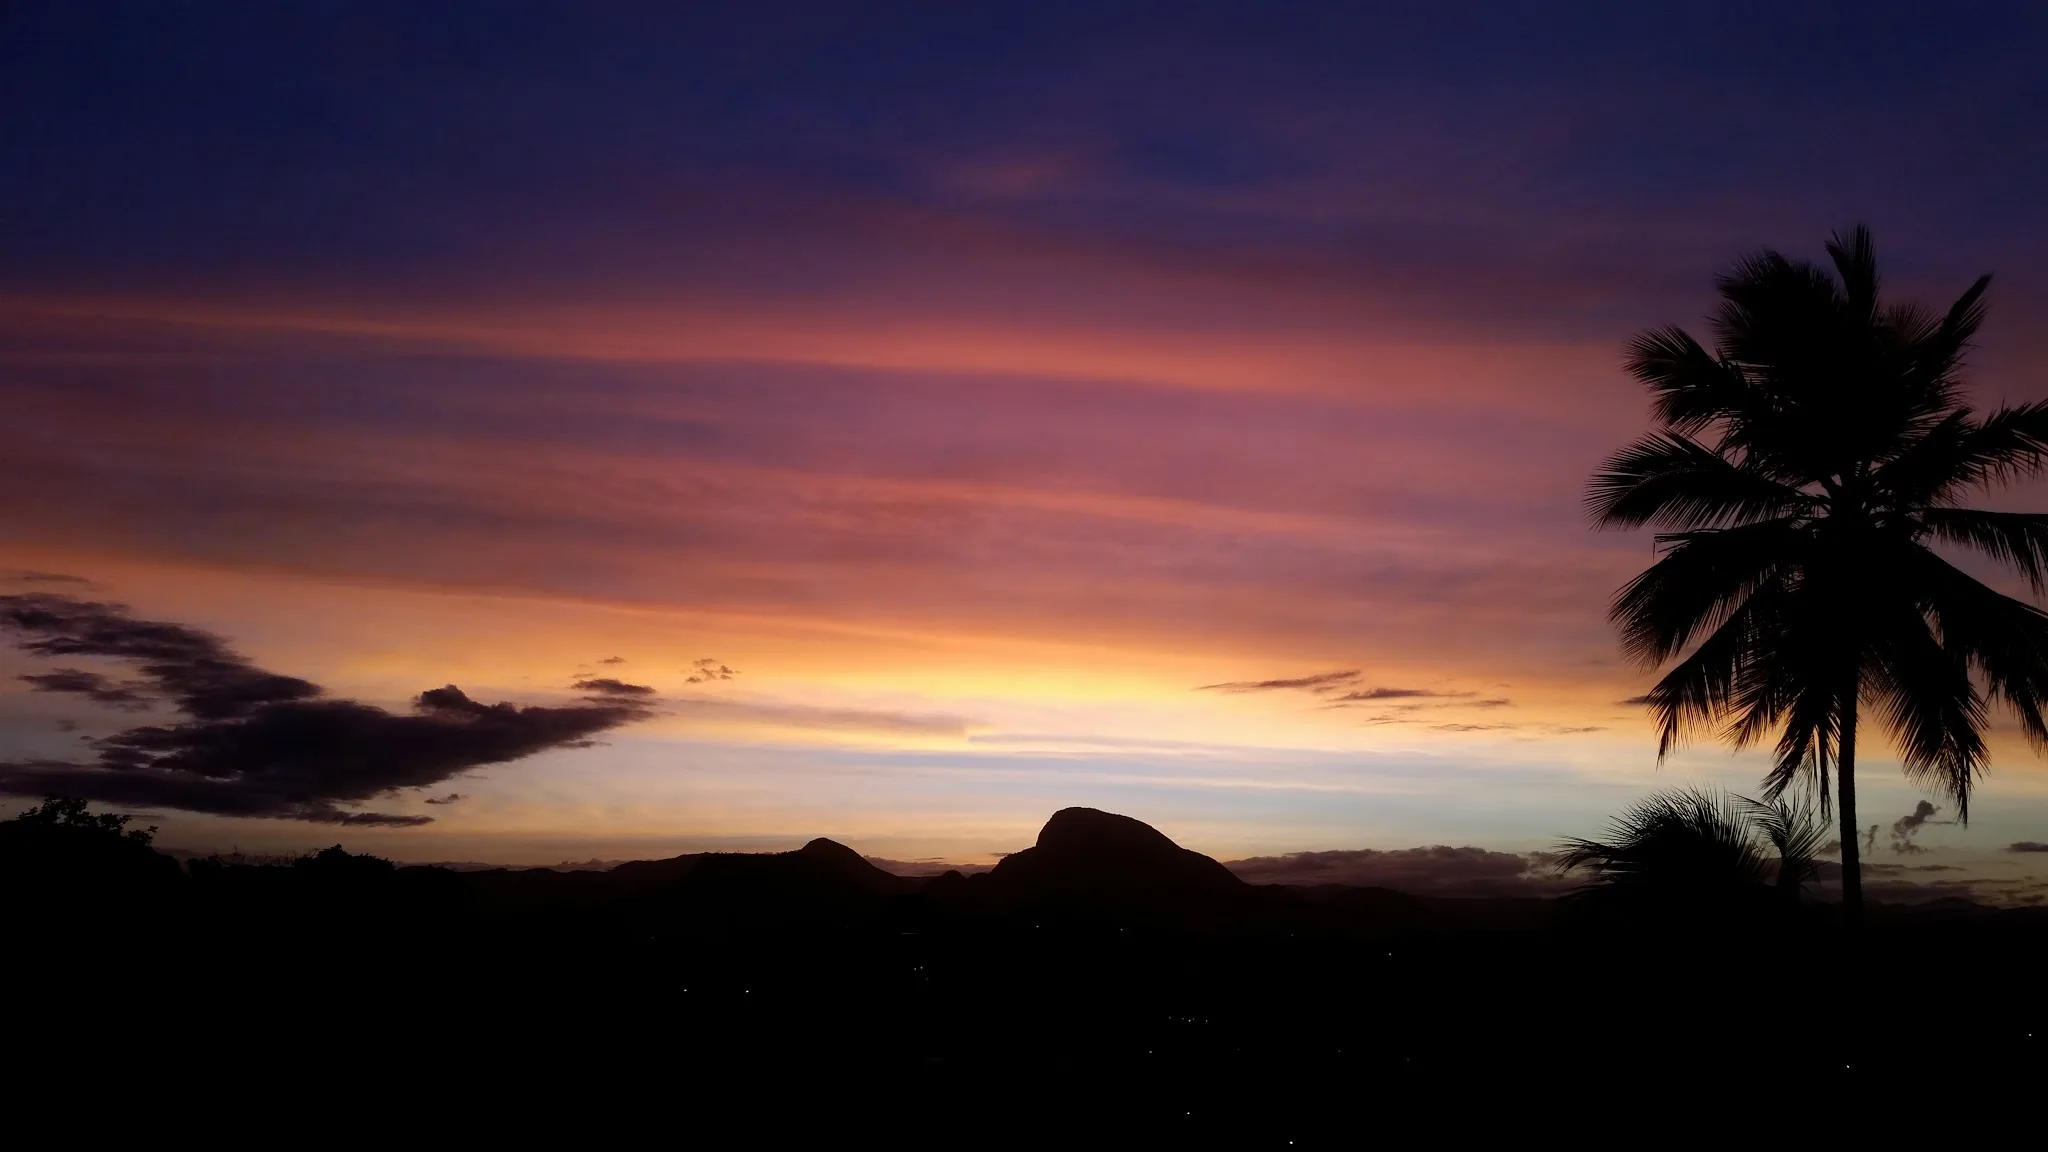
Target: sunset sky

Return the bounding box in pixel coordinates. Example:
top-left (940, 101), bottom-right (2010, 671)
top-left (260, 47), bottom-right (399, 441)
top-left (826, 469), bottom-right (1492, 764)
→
top-left (6, 3), bottom-right (2048, 896)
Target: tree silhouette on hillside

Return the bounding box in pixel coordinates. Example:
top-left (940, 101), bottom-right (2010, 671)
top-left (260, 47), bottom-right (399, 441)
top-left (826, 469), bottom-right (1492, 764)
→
top-left (1589, 226), bottom-right (2048, 923)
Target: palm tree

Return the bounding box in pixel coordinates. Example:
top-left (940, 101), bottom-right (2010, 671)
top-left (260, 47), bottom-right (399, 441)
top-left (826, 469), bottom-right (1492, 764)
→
top-left (1555, 787), bottom-right (1826, 901)
top-left (1588, 226), bottom-right (2048, 925)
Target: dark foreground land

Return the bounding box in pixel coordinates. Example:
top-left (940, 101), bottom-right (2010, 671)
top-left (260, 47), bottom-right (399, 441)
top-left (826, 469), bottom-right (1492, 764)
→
top-left (10, 808), bottom-right (2044, 1133)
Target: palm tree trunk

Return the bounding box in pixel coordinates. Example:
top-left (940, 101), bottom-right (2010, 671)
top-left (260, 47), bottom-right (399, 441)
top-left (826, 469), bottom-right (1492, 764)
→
top-left (1837, 695), bottom-right (1862, 928)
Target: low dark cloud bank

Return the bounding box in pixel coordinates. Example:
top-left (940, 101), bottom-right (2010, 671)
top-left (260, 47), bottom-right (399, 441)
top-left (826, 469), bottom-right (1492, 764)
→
top-left (866, 856), bottom-right (995, 878)
top-left (0, 594), bottom-right (656, 826)
top-left (1224, 846), bottom-right (1573, 897)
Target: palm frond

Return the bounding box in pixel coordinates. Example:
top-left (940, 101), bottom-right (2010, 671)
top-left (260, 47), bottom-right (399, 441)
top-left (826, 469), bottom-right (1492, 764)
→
top-left (1904, 273), bottom-right (1992, 401)
top-left (1825, 225), bottom-right (1879, 322)
top-left (1954, 401), bottom-right (2048, 488)
top-left (1738, 794), bottom-right (1828, 892)
top-left (1920, 507), bottom-right (2048, 593)
top-left (1906, 544), bottom-right (2048, 814)
top-left (1610, 519), bottom-right (1804, 666)
top-left (1864, 597), bottom-right (1988, 818)
top-left (1870, 409), bottom-right (1976, 507)
top-left (1636, 576), bottom-right (1790, 758)
top-left (1587, 432), bottom-right (1816, 530)
top-left (1761, 675), bottom-right (1841, 815)
top-left (1884, 402), bottom-right (2048, 509)
top-left (1625, 326), bottom-right (1754, 435)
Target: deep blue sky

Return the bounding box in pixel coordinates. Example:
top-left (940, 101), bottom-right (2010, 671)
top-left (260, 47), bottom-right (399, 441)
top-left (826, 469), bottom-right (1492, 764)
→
top-left (7, 1), bottom-right (2047, 319)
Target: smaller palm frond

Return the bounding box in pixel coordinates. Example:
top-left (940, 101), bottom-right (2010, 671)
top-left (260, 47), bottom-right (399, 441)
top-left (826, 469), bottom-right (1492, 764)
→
top-left (1739, 795), bottom-right (1828, 893)
top-left (1555, 786), bottom-right (1829, 900)
top-left (1553, 787), bottom-right (1772, 892)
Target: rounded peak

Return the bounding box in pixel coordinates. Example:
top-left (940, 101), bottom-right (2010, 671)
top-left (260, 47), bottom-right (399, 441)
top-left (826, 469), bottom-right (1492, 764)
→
top-left (1036, 807), bottom-right (1183, 856)
top-left (798, 837), bottom-right (863, 861)
top-left (989, 807), bottom-right (1243, 898)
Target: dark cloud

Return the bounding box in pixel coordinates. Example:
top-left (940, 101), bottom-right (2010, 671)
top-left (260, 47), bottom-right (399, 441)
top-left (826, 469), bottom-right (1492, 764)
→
top-left (0, 594), bottom-right (656, 825)
top-left (597, 656), bottom-right (626, 664)
top-left (572, 678), bottom-right (656, 697)
top-left (422, 792), bottom-right (466, 805)
top-left (1224, 846), bottom-right (1573, 897)
top-left (1197, 669), bottom-right (1359, 693)
top-left (685, 658), bottom-right (738, 683)
top-left (20, 668), bottom-right (153, 710)
top-left (1430, 723), bottom-right (1513, 732)
top-left (1617, 695), bottom-right (1654, 706)
top-left (2010, 842), bottom-right (2048, 853)
top-left (1890, 801), bottom-right (1949, 855)
top-left (0, 593), bottom-right (317, 720)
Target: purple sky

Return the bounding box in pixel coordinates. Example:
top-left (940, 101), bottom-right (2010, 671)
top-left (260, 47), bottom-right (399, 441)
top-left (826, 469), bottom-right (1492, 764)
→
top-left (4, 2), bottom-right (2047, 900)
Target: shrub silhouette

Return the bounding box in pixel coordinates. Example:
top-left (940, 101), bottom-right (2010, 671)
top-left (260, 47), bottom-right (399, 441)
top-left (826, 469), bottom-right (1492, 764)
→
top-left (0, 796), bottom-right (182, 928)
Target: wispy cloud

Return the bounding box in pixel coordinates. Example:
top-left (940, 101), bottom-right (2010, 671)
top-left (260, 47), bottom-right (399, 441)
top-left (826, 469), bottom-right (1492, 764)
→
top-left (1329, 686), bottom-right (1473, 702)
top-left (1196, 670), bottom-right (1360, 693)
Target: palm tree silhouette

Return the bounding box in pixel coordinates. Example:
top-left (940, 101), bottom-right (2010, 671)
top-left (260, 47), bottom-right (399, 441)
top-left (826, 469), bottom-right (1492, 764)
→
top-left (1588, 226), bottom-right (2048, 924)
top-left (1555, 787), bottom-right (1825, 901)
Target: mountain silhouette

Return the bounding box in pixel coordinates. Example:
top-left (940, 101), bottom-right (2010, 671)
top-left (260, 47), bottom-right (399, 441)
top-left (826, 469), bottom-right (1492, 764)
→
top-left (604, 836), bottom-right (904, 892)
top-left (793, 836), bottom-right (906, 892)
top-left (979, 807), bottom-right (1243, 909)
